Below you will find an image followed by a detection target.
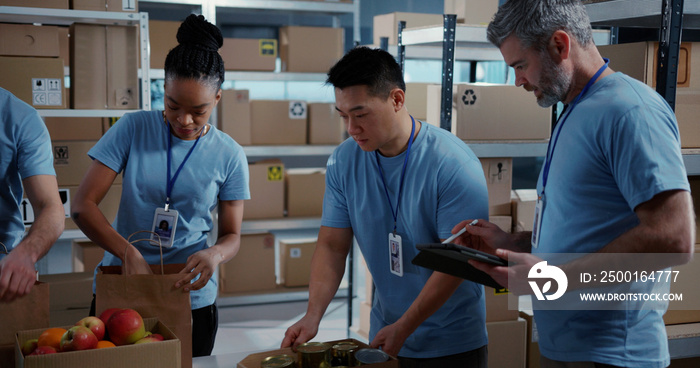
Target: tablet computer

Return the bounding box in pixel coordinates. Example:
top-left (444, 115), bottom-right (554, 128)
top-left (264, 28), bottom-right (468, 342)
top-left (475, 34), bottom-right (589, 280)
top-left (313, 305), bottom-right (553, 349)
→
top-left (411, 243), bottom-right (508, 288)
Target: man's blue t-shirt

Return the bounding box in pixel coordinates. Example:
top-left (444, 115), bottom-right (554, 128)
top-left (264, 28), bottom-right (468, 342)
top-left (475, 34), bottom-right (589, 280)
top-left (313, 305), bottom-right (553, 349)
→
top-left (322, 121), bottom-right (489, 358)
top-left (0, 87), bottom-right (55, 251)
top-left (89, 110), bottom-right (250, 309)
top-left (534, 73), bottom-right (689, 367)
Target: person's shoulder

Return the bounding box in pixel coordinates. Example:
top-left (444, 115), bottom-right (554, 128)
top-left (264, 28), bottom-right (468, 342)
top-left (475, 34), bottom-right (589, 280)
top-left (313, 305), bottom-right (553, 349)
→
top-left (598, 73), bottom-right (673, 114)
top-left (420, 122), bottom-right (478, 158)
top-left (208, 127), bottom-right (247, 157)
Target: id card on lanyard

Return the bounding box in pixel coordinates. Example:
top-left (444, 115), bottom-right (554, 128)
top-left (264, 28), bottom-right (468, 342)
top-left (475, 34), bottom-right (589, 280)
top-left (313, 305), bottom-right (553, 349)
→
top-left (377, 116), bottom-right (416, 277)
top-left (531, 59), bottom-right (609, 249)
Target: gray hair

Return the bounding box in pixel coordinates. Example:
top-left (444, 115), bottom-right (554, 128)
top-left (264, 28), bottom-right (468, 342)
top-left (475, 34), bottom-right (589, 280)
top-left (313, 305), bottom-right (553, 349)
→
top-left (487, 0), bottom-right (593, 51)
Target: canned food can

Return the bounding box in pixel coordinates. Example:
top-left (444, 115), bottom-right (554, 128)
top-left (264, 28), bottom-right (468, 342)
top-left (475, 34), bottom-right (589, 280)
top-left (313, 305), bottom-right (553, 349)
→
top-left (354, 348), bottom-right (390, 365)
top-left (331, 341), bottom-right (358, 366)
top-left (297, 342), bottom-right (331, 368)
top-left (261, 354), bottom-right (296, 368)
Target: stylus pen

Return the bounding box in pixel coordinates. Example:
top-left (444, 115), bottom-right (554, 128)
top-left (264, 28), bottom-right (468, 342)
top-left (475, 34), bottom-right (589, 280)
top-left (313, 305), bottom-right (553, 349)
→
top-left (442, 219), bottom-right (478, 244)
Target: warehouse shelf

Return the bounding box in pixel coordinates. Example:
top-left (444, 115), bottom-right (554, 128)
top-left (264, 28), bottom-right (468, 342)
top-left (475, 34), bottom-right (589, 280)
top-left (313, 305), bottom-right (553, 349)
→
top-left (241, 217), bottom-right (322, 233)
top-left (150, 69), bottom-right (328, 82)
top-left (681, 150), bottom-right (700, 176)
top-left (667, 322), bottom-right (700, 359)
top-left (37, 109), bottom-right (140, 118)
top-left (217, 286), bottom-right (348, 307)
top-left (211, 0), bottom-right (354, 14)
top-left (585, 0), bottom-right (700, 29)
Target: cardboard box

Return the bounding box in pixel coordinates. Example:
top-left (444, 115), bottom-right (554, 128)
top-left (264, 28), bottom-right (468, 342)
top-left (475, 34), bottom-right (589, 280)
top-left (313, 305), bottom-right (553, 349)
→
top-left (0, 24), bottom-right (60, 57)
top-left (444, 0), bottom-right (499, 25)
top-left (52, 140), bottom-right (96, 186)
top-left (70, 23), bottom-right (138, 109)
top-left (427, 84), bottom-right (552, 141)
top-left (250, 100), bottom-right (308, 145)
top-left (405, 83), bottom-right (434, 121)
top-left (218, 89), bottom-right (251, 145)
top-left (219, 233), bottom-right (277, 294)
top-left (486, 318), bottom-right (527, 368)
top-left (308, 102), bottom-right (345, 145)
top-left (279, 26), bottom-right (344, 73)
top-left (278, 238), bottom-right (316, 287)
top-left (220, 38), bottom-right (277, 71)
top-left (599, 42), bottom-right (699, 91)
top-left (490, 215), bottom-right (512, 233)
top-left (485, 286), bottom-right (518, 322)
top-left (512, 189), bottom-right (537, 232)
top-left (148, 20), bottom-right (180, 69)
top-left (519, 310), bottom-right (541, 368)
top-left (71, 0), bottom-right (138, 12)
top-left (72, 239), bottom-right (105, 273)
top-left (372, 12), bottom-right (443, 46)
top-left (15, 318), bottom-right (180, 368)
top-left (246, 160), bottom-right (285, 219)
top-left (675, 91), bottom-right (700, 148)
top-left (238, 338), bottom-right (398, 368)
top-left (44, 117), bottom-right (103, 141)
top-left (480, 158), bottom-right (513, 216)
top-left (664, 244), bottom-right (700, 325)
top-left (286, 168), bottom-right (326, 217)
top-left (0, 56), bottom-right (65, 109)
top-left (0, 0), bottom-right (68, 8)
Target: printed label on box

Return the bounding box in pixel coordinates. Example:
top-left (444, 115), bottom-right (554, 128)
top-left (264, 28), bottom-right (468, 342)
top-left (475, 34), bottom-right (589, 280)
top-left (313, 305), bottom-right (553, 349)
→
top-left (53, 145), bottom-right (69, 165)
top-left (289, 101), bottom-right (307, 120)
top-left (290, 248), bottom-right (302, 258)
top-left (32, 78), bottom-right (62, 106)
top-left (267, 166), bottom-right (283, 181)
top-left (260, 39), bottom-right (277, 57)
top-left (122, 0), bottom-right (136, 11)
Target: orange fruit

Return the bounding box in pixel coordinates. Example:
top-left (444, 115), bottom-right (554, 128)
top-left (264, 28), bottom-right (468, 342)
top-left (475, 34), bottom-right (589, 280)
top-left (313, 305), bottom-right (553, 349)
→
top-left (37, 328), bottom-right (67, 351)
top-left (96, 340), bottom-right (116, 349)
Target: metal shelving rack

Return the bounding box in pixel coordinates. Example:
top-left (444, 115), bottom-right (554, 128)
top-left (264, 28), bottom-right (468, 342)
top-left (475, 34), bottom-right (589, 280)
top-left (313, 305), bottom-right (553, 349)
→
top-left (584, 0), bottom-right (700, 176)
top-left (0, 6), bottom-right (151, 114)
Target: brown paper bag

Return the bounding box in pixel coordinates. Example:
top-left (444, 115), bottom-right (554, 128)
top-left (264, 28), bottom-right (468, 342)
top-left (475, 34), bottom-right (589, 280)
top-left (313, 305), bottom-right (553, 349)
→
top-left (0, 243), bottom-right (50, 367)
top-left (95, 232), bottom-right (192, 368)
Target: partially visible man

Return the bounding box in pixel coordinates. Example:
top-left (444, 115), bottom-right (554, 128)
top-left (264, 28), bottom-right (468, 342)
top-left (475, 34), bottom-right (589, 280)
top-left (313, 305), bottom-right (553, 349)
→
top-left (451, 1), bottom-right (694, 368)
top-left (0, 87), bottom-right (65, 302)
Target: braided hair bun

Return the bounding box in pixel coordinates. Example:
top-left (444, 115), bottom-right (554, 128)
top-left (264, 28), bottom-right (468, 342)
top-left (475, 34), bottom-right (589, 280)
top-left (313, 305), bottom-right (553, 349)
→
top-left (164, 14), bottom-right (225, 89)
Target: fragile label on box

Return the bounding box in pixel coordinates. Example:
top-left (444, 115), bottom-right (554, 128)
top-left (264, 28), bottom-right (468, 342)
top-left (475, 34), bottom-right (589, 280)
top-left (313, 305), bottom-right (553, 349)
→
top-left (53, 145), bottom-right (70, 165)
top-left (32, 78), bottom-right (62, 106)
top-left (259, 39), bottom-right (277, 56)
top-left (268, 166), bottom-right (284, 181)
top-left (121, 0), bottom-right (136, 11)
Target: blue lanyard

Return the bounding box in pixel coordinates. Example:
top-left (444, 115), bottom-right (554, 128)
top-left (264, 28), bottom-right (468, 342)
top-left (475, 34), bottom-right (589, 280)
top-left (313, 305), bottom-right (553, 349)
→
top-left (165, 116), bottom-right (204, 210)
top-left (541, 58), bottom-right (609, 198)
top-left (375, 116), bottom-right (416, 234)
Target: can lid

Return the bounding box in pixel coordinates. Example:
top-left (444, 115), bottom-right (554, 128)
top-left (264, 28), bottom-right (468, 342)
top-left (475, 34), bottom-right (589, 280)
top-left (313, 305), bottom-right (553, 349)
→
top-left (297, 341), bottom-right (331, 353)
top-left (354, 348), bottom-right (390, 363)
top-left (261, 354), bottom-right (295, 367)
top-left (332, 342), bottom-right (359, 351)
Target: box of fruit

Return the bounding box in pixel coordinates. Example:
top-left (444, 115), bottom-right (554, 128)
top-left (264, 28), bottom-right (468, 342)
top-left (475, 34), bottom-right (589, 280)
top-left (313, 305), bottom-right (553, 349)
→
top-left (15, 312), bottom-right (181, 368)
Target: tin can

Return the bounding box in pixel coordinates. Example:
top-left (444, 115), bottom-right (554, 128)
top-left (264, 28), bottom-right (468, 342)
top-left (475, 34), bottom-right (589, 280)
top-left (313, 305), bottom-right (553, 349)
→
top-left (297, 342), bottom-right (331, 368)
top-left (354, 348), bottom-right (390, 365)
top-left (261, 354), bottom-right (296, 368)
top-left (331, 341), bottom-right (358, 366)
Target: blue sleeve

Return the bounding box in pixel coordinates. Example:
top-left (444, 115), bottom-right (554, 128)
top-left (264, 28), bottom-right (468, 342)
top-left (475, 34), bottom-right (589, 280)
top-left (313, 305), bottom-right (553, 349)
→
top-left (88, 115), bottom-right (134, 175)
top-left (608, 103), bottom-right (689, 210)
top-left (321, 151), bottom-right (352, 228)
top-left (218, 143), bottom-right (250, 201)
top-left (436, 156), bottom-right (489, 240)
top-left (18, 111), bottom-right (55, 178)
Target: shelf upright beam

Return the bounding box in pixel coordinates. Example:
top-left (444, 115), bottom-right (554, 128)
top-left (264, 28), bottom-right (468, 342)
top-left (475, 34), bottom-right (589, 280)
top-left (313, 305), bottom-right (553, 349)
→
top-left (397, 21), bottom-right (407, 73)
top-left (656, 0), bottom-right (684, 111)
top-left (139, 12), bottom-right (151, 111)
top-left (379, 37), bottom-right (389, 52)
top-left (440, 14), bottom-right (457, 131)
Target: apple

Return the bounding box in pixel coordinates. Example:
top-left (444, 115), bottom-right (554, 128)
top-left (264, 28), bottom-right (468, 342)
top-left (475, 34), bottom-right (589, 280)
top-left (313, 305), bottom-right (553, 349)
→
top-left (106, 308), bottom-right (146, 346)
top-left (21, 339), bottom-right (38, 356)
top-left (60, 325), bottom-right (98, 351)
top-left (98, 308), bottom-right (123, 325)
top-left (134, 334), bottom-right (163, 344)
top-left (76, 316), bottom-right (106, 341)
top-left (29, 346), bottom-right (57, 355)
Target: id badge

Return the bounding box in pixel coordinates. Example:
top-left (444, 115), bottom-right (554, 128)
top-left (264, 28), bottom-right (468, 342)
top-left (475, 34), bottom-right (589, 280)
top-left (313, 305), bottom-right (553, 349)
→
top-left (388, 232), bottom-right (403, 277)
top-left (150, 207), bottom-right (178, 248)
top-left (531, 196), bottom-right (544, 249)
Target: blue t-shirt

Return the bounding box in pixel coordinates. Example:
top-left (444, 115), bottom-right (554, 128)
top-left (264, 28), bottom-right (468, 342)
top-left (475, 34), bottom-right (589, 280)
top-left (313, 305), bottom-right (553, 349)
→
top-left (89, 110), bottom-right (250, 309)
top-left (0, 87), bottom-right (56, 251)
top-left (322, 121), bottom-right (489, 358)
top-left (533, 73), bottom-right (689, 367)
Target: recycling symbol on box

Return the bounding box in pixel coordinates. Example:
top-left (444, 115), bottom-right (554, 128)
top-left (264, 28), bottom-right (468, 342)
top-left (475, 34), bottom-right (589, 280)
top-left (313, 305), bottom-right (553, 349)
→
top-left (461, 89), bottom-right (477, 106)
top-left (289, 101), bottom-right (307, 120)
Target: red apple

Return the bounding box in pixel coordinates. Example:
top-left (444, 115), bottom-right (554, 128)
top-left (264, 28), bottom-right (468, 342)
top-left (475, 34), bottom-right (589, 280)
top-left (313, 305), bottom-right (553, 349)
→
top-left (76, 316), bottom-right (106, 341)
top-left (134, 335), bottom-right (162, 344)
top-left (60, 325), bottom-right (98, 351)
top-left (21, 339), bottom-right (38, 356)
top-left (29, 345), bottom-right (57, 355)
top-left (98, 308), bottom-right (123, 325)
top-left (106, 308), bottom-right (146, 345)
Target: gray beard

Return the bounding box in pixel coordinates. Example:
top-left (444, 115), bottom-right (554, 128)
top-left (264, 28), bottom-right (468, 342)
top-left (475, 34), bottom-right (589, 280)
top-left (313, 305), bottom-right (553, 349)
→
top-left (536, 54), bottom-right (572, 108)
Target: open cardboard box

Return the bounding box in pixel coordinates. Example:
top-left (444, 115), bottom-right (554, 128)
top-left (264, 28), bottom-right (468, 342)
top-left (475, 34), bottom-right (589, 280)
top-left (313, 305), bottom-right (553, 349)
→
top-left (237, 338), bottom-right (399, 368)
top-left (15, 318), bottom-right (181, 368)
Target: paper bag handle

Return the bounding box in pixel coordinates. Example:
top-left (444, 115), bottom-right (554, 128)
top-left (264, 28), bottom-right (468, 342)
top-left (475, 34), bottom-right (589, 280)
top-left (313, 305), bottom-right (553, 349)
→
top-left (0, 241), bottom-right (7, 255)
top-left (125, 231), bottom-right (165, 275)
